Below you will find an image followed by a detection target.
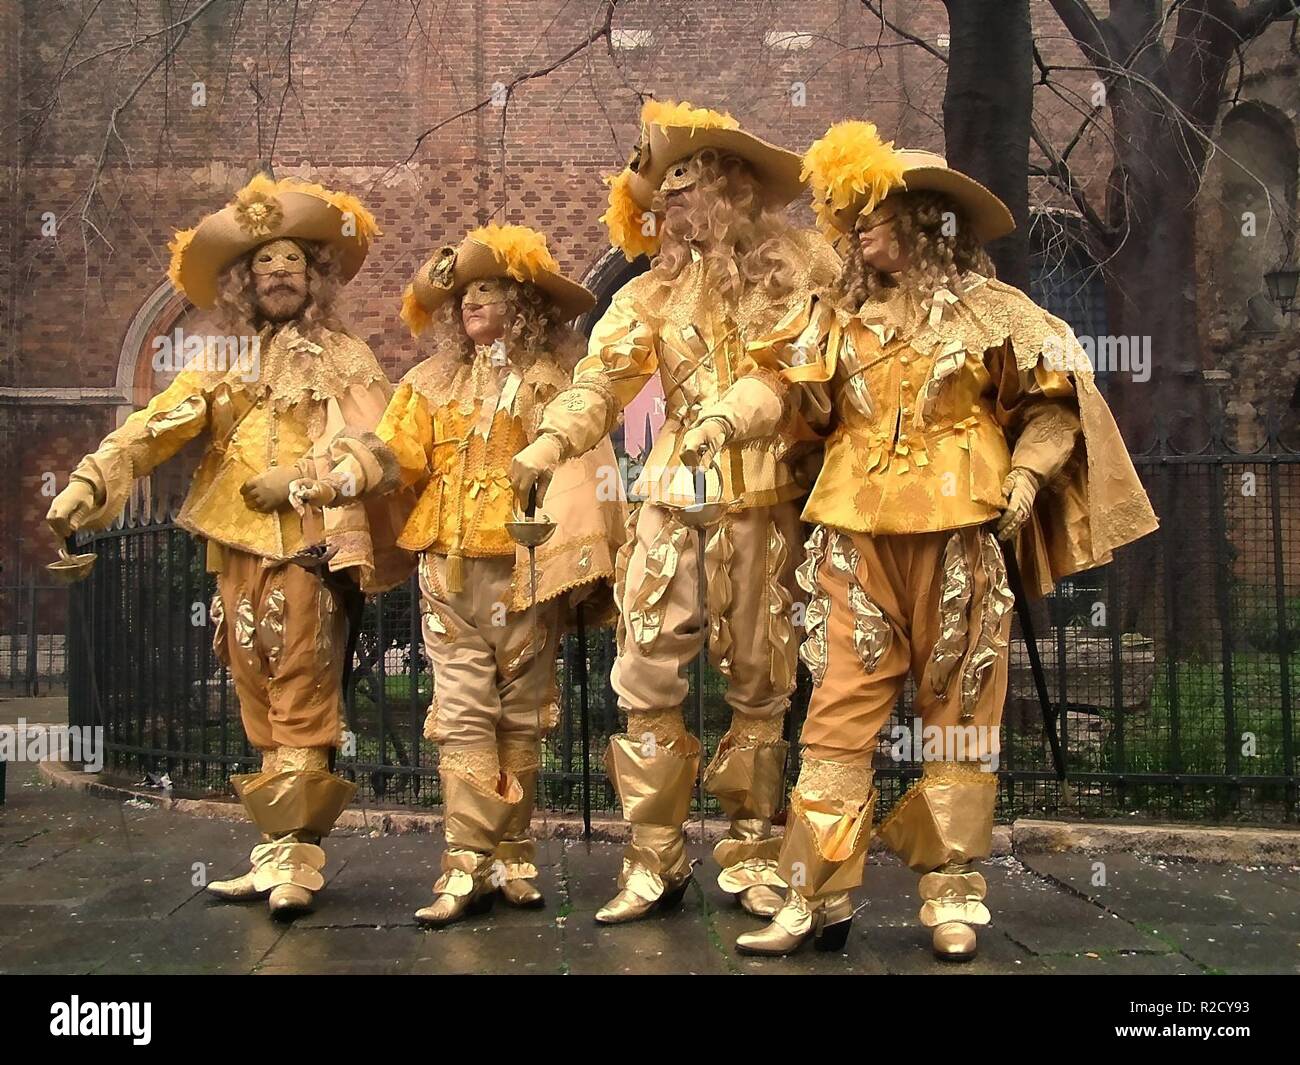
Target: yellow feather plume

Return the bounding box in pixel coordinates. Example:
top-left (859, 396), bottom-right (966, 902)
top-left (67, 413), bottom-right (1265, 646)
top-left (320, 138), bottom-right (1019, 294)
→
top-left (400, 282), bottom-right (432, 338)
top-left (467, 223), bottom-right (558, 282)
top-left (642, 99), bottom-right (739, 134)
top-left (600, 169), bottom-right (661, 261)
top-left (802, 121), bottom-right (908, 237)
top-left (166, 226), bottom-right (197, 293)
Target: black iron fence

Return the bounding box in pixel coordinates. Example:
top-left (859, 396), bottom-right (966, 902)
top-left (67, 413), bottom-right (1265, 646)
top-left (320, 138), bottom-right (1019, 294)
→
top-left (1, 543), bottom-right (69, 695)
top-left (65, 424), bottom-right (1299, 824)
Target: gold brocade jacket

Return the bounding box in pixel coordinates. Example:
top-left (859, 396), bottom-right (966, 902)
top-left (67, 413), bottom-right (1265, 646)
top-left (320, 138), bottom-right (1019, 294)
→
top-left (538, 229), bottom-right (840, 510)
top-left (701, 273), bottom-right (1159, 595)
top-left (330, 344), bottom-right (626, 615)
top-left (69, 325), bottom-right (412, 592)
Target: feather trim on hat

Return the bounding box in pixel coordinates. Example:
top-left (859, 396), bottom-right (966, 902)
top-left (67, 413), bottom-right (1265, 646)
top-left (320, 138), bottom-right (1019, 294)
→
top-left (164, 174), bottom-right (380, 298)
top-left (166, 226), bottom-right (197, 293)
top-left (467, 222), bottom-right (558, 282)
top-left (802, 120), bottom-right (908, 239)
top-left (601, 169), bottom-right (661, 261)
top-left (400, 282), bottom-right (432, 338)
top-left (641, 98), bottom-right (740, 134)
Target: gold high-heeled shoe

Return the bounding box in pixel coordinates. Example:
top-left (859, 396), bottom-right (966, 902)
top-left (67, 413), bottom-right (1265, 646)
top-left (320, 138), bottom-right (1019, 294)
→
top-left (595, 870), bottom-right (692, 924)
top-left (734, 891), bottom-right (854, 956)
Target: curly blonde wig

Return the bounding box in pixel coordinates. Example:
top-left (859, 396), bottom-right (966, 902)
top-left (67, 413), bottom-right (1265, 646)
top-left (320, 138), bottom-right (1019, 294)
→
top-left (416, 278), bottom-right (586, 374)
top-left (214, 239), bottom-right (346, 339)
top-left (838, 189), bottom-right (993, 311)
top-left (649, 148), bottom-right (798, 303)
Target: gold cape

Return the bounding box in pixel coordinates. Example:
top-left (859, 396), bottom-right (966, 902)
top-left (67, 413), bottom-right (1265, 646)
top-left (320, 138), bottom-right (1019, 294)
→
top-left (732, 275), bottom-right (1158, 596)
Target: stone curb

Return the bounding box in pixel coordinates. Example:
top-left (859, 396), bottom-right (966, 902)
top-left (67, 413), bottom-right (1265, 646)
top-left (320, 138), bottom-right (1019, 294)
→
top-left (36, 762), bottom-right (1300, 863)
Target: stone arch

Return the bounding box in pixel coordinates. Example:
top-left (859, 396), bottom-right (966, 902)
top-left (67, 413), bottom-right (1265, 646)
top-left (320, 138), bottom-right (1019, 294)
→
top-left (113, 279), bottom-right (221, 518)
top-left (1204, 100), bottom-right (1299, 333)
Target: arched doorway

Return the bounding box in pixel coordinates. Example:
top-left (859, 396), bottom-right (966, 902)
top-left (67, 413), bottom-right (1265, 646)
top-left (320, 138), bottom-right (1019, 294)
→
top-left (115, 280), bottom-right (225, 520)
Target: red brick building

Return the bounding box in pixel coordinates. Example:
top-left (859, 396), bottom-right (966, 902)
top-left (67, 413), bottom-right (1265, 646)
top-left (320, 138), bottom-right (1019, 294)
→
top-left (2, 0), bottom-right (1297, 586)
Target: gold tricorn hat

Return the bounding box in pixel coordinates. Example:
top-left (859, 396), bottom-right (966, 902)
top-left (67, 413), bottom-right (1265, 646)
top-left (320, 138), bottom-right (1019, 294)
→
top-left (802, 120), bottom-right (1014, 245)
top-left (166, 174), bottom-right (380, 309)
top-left (400, 223), bottom-right (596, 337)
top-left (602, 99), bottom-right (806, 261)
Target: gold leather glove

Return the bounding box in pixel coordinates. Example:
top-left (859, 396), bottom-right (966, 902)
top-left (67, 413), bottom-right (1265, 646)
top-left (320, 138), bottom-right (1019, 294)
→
top-left (996, 467), bottom-right (1040, 541)
top-left (46, 479), bottom-right (98, 539)
top-left (509, 433), bottom-right (564, 505)
top-left (679, 416), bottom-right (732, 470)
top-left (241, 466), bottom-right (298, 513)
top-left (289, 478), bottom-right (338, 509)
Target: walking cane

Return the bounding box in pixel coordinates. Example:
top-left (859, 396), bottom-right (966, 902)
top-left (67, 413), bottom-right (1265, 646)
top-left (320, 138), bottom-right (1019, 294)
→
top-left (993, 526), bottom-right (1067, 781)
top-left (575, 601), bottom-right (591, 840)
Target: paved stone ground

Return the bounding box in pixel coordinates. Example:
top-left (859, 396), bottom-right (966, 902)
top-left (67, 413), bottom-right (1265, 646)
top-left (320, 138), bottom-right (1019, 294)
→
top-left (2, 700), bottom-right (1298, 975)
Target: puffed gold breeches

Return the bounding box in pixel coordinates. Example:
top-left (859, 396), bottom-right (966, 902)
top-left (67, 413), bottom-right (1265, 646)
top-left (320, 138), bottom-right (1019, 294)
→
top-left (609, 501), bottom-right (803, 885)
top-left (214, 548), bottom-right (349, 751)
top-left (780, 525), bottom-right (1011, 899)
top-left (419, 552), bottom-right (562, 752)
top-left (418, 551), bottom-right (560, 878)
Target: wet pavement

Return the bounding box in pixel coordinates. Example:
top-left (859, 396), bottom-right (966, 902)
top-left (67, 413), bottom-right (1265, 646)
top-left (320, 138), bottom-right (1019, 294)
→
top-left (2, 696), bottom-right (1298, 975)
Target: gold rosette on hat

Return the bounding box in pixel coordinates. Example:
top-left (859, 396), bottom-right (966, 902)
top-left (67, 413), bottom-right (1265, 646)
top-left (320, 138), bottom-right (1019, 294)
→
top-left (601, 98), bottom-right (806, 260)
top-left (166, 173), bottom-right (380, 308)
top-left (802, 120), bottom-right (1013, 245)
top-left (400, 223), bottom-right (595, 336)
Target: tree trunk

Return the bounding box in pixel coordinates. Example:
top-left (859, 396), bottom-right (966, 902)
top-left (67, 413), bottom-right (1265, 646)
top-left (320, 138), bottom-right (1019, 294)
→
top-left (940, 0), bottom-right (1033, 291)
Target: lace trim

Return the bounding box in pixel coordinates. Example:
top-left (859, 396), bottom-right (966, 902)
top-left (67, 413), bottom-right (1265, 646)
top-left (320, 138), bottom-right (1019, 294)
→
top-left (498, 741), bottom-right (541, 774)
top-left (218, 326), bottom-right (386, 415)
top-left (727, 713), bottom-right (785, 744)
top-left (440, 745), bottom-right (501, 784)
top-left (276, 746), bottom-right (329, 772)
top-left (796, 755), bottom-right (874, 799)
top-left (626, 708), bottom-right (688, 745)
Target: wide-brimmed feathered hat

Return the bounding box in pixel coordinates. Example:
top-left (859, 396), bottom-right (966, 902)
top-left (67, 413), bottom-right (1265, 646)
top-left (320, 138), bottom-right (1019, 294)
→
top-left (802, 121), bottom-right (1014, 245)
top-left (399, 223), bottom-right (595, 337)
top-left (601, 99), bottom-right (805, 261)
top-left (166, 173), bottom-right (380, 308)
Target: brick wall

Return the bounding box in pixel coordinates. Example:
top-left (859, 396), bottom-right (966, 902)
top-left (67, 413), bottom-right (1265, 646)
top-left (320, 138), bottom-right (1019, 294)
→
top-left (3, 1), bottom-right (1297, 581)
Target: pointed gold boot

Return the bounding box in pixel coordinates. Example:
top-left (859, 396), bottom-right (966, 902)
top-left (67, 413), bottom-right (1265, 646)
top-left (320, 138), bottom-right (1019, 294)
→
top-left (595, 824), bottom-right (693, 924)
top-left (213, 748), bottom-right (352, 917)
top-left (417, 759), bottom-right (521, 928)
top-left (734, 756), bottom-right (875, 957)
top-left (595, 731), bottom-right (700, 925)
top-left (735, 891), bottom-right (855, 956)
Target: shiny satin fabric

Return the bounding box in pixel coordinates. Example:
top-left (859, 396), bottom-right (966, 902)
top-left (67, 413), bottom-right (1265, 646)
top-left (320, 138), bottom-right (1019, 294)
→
top-left (877, 762), bottom-right (997, 873)
top-left (231, 766), bottom-right (357, 839)
top-left (605, 732), bottom-right (700, 827)
top-left (778, 789), bottom-right (877, 898)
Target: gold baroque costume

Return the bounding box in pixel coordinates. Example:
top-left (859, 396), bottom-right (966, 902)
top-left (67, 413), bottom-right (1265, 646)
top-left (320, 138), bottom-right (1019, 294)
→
top-left (49, 175), bottom-right (408, 917)
top-left (315, 225), bottom-right (625, 923)
top-left (691, 124), bottom-right (1157, 958)
top-left (523, 101), bottom-right (841, 922)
